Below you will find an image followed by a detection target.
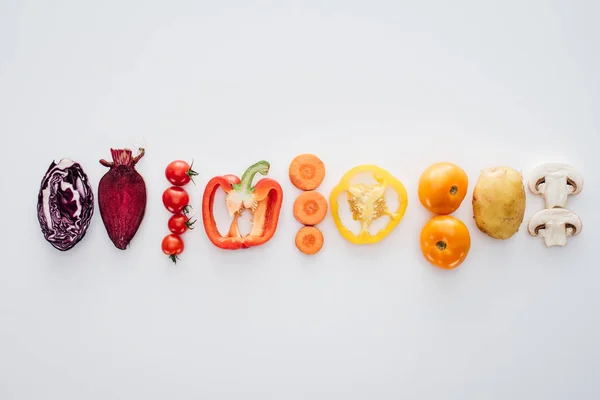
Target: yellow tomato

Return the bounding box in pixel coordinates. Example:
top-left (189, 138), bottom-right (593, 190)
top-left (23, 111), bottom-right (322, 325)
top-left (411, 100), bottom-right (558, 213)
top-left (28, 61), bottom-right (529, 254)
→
top-left (418, 162), bottom-right (468, 215)
top-left (420, 215), bottom-right (471, 269)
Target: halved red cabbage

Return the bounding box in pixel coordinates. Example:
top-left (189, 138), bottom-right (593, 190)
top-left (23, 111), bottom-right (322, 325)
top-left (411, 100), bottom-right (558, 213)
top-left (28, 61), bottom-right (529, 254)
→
top-left (37, 159), bottom-right (94, 251)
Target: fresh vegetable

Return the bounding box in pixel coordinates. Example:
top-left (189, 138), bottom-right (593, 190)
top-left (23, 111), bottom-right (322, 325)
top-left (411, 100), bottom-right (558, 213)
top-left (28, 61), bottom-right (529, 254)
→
top-left (37, 159), bottom-right (94, 251)
top-left (528, 208), bottom-right (582, 247)
top-left (98, 148), bottom-right (147, 250)
top-left (162, 186), bottom-right (190, 214)
top-left (163, 161), bottom-right (196, 265)
top-left (289, 153), bottom-right (326, 191)
top-left (161, 234), bottom-right (184, 263)
top-left (165, 160), bottom-right (198, 186)
top-left (420, 215), bottom-right (471, 269)
top-left (293, 191), bottom-right (328, 226)
top-left (295, 226), bottom-right (324, 255)
top-left (472, 166), bottom-right (526, 239)
top-left (330, 164), bottom-right (408, 244)
top-left (528, 163), bottom-right (583, 209)
top-left (418, 162), bottom-right (468, 215)
top-left (202, 160), bottom-right (283, 250)
top-left (168, 213), bottom-right (196, 235)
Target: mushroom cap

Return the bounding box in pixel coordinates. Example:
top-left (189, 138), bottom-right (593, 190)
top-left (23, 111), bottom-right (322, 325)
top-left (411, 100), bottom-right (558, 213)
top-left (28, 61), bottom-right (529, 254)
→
top-left (527, 208), bottom-right (582, 236)
top-left (529, 163), bottom-right (583, 196)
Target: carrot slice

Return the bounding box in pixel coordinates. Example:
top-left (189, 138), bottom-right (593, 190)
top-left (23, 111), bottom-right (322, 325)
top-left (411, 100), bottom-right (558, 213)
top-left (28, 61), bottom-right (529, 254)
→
top-left (293, 191), bottom-right (328, 226)
top-left (289, 154), bottom-right (326, 191)
top-left (295, 226), bottom-right (324, 255)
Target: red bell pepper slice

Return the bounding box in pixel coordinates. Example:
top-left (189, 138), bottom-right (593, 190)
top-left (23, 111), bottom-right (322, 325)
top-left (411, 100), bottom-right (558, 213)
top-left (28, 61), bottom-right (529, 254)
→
top-left (202, 160), bottom-right (283, 250)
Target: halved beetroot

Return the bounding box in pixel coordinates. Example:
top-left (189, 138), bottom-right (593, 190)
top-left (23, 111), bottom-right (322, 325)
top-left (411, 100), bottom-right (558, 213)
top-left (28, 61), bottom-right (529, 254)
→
top-left (98, 148), bottom-right (147, 250)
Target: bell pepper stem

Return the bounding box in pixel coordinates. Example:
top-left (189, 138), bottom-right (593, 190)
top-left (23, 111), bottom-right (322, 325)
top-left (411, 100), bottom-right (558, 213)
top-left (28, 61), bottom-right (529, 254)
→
top-left (233, 161), bottom-right (270, 193)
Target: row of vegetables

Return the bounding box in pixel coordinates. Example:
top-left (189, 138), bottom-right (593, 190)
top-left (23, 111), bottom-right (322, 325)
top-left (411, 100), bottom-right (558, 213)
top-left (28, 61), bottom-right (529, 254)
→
top-left (37, 148), bottom-right (583, 269)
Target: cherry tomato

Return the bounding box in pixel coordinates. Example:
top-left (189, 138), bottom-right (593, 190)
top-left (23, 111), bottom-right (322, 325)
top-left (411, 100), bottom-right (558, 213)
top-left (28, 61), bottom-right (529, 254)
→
top-left (168, 213), bottom-right (196, 235)
top-left (165, 160), bottom-right (198, 186)
top-left (420, 215), bottom-right (471, 269)
top-left (418, 162), bottom-right (468, 215)
top-left (162, 186), bottom-right (190, 214)
top-left (161, 234), bottom-right (184, 263)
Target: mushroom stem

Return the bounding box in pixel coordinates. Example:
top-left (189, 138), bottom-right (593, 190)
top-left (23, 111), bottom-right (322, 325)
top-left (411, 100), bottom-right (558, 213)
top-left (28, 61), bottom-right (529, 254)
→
top-left (541, 220), bottom-right (569, 247)
top-left (543, 175), bottom-right (569, 209)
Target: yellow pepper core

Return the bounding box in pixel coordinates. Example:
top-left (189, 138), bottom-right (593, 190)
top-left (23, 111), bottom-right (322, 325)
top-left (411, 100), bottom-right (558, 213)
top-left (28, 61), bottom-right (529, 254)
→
top-left (330, 165), bottom-right (408, 244)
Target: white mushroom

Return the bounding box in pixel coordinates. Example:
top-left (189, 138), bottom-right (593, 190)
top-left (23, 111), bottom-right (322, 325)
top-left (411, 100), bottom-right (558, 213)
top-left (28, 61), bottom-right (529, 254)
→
top-left (528, 208), bottom-right (582, 247)
top-left (529, 163), bottom-right (583, 209)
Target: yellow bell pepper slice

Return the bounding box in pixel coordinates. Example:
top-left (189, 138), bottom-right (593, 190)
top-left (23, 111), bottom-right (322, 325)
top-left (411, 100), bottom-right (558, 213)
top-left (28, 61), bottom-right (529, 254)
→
top-left (330, 164), bottom-right (408, 245)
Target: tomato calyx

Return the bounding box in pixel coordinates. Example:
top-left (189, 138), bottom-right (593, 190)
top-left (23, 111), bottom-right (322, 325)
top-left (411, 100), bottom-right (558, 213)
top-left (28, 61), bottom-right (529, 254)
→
top-left (185, 217), bottom-right (197, 230)
top-left (436, 240), bottom-right (447, 251)
top-left (168, 254), bottom-right (180, 264)
top-left (186, 159), bottom-right (199, 185)
top-left (449, 185), bottom-right (458, 195)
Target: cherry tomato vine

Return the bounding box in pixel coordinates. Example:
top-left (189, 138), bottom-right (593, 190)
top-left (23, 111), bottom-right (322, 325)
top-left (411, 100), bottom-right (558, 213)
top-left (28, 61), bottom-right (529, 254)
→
top-left (162, 159), bottom-right (198, 264)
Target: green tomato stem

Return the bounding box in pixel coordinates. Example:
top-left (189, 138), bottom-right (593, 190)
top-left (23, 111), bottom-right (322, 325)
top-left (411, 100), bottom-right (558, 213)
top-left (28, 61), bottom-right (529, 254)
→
top-left (187, 159), bottom-right (199, 184)
top-left (186, 218), bottom-right (197, 230)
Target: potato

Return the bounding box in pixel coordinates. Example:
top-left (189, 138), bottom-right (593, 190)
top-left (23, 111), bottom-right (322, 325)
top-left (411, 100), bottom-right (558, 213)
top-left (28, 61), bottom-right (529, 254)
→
top-left (472, 166), bottom-right (526, 239)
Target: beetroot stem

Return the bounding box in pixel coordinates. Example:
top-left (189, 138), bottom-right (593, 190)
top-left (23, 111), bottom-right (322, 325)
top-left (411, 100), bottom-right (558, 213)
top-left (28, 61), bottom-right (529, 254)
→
top-left (99, 148), bottom-right (145, 168)
top-left (132, 148), bottom-right (145, 165)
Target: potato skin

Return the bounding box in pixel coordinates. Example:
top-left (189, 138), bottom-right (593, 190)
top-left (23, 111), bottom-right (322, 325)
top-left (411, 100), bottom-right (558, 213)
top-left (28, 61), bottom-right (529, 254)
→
top-left (472, 166), bottom-right (526, 239)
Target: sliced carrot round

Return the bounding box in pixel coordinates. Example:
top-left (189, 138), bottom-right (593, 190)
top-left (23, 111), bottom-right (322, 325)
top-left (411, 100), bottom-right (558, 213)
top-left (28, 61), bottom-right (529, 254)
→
top-left (289, 153), bottom-right (326, 191)
top-left (295, 226), bottom-right (324, 255)
top-left (293, 191), bottom-right (328, 226)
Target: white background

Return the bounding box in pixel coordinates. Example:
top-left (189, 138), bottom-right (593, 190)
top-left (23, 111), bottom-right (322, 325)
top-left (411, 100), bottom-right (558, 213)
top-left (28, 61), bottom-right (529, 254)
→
top-left (1, 0), bottom-right (599, 399)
